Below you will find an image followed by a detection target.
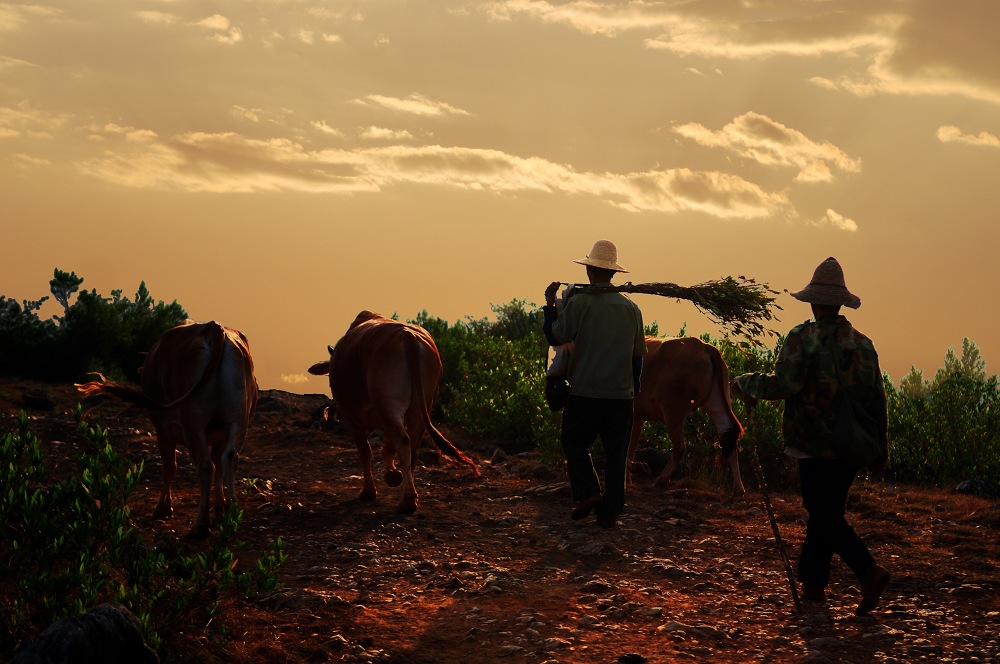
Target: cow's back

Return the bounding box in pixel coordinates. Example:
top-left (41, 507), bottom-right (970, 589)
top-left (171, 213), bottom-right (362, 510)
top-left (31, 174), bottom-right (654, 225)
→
top-left (141, 321), bottom-right (257, 425)
top-left (635, 337), bottom-right (716, 419)
top-left (330, 316), bottom-right (441, 428)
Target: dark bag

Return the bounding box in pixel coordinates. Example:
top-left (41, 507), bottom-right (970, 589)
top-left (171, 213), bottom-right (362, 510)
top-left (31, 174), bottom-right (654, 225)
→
top-left (831, 390), bottom-right (882, 468)
top-left (544, 375), bottom-right (570, 411)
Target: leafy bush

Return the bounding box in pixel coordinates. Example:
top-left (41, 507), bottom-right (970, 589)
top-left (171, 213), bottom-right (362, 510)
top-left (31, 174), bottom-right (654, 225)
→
top-left (411, 301), bottom-right (561, 459)
top-left (0, 269), bottom-right (187, 381)
top-left (887, 339), bottom-right (999, 485)
top-left (0, 410), bottom-right (287, 659)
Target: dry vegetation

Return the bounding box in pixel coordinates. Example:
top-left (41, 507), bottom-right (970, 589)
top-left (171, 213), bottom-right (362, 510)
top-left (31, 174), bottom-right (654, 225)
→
top-left (2, 380), bottom-right (998, 664)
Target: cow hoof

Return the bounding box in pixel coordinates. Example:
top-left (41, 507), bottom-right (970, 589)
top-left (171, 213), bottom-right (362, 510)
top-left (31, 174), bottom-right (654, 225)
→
top-left (385, 469), bottom-right (403, 487)
top-left (186, 524), bottom-right (211, 540)
top-left (359, 488), bottom-right (378, 502)
top-left (397, 495), bottom-right (418, 515)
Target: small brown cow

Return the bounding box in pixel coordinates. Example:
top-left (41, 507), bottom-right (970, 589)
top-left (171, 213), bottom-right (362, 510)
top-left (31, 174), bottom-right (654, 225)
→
top-left (628, 337), bottom-right (746, 500)
top-left (308, 311), bottom-right (480, 514)
top-left (78, 320), bottom-right (258, 538)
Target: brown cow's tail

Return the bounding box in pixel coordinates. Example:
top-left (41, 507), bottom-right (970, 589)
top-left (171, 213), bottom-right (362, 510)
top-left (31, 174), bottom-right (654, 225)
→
top-left (426, 422), bottom-right (481, 477)
top-left (76, 373), bottom-right (160, 414)
top-left (76, 322), bottom-right (228, 414)
top-left (711, 348), bottom-right (744, 459)
top-left (404, 333), bottom-right (481, 478)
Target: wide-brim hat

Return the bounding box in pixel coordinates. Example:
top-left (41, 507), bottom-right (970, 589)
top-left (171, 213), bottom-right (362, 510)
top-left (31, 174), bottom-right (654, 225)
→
top-left (790, 257), bottom-right (861, 309)
top-left (573, 239), bottom-right (628, 273)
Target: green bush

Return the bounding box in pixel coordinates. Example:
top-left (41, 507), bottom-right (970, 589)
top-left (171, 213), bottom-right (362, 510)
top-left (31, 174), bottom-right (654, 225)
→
top-left (411, 302), bottom-right (562, 459)
top-left (0, 410), bottom-right (287, 659)
top-left (0, 269), bottom-right (187, 381)
top-left (886, 339), bottom-right (999, 485)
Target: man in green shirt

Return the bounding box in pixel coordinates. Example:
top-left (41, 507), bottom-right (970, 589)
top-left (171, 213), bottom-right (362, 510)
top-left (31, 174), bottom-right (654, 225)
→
top-left (543, 240), bottom-right (647, 528)
top-left (733, 257), bottom-right (890, 615)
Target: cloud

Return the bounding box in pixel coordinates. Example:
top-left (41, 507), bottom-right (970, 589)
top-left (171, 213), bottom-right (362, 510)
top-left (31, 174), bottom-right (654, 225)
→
top-left (355, 94), bottom-right (469, 117)
top-left (75, 129), bottom-right (790, 220)
top-left (360, 126), bottom-right (414, 141)
top-left (811, 209), bottom-right (858, 232)
top-left (312, 121), bottom-right (344, 137)
top-left (196, 14), bottom-right (242, 44)
top-left (497, 2), bottom-right (1000, 105)
top-left (136, 11), bottom-right (177, 25)
top-left (674, 112), bottom-right (861, 182)
top-left (0, 4), bottom-right (61, 31)
top-left (281, 373), bottom-right (311, 385)
top-left (0, 102), bottom-right (71, 139)
top-left (0, 55), bottom-right (34, 71)
top-left (937, 125), bottom-right (1000, 149)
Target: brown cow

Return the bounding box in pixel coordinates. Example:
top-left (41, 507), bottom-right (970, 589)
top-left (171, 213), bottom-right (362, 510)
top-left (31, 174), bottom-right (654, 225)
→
top-left (78, 320), bottom-right (258, 538)
top-left (628, 337), bottom-right (746, 500)
top-left (308, 311), bottom-right (480, 514)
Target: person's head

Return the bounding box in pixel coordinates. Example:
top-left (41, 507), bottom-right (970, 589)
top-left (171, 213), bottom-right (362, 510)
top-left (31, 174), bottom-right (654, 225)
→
top-left (790, 257), bottom-right (861, 315)
top-left (574, 239), bottom-right (628, 284)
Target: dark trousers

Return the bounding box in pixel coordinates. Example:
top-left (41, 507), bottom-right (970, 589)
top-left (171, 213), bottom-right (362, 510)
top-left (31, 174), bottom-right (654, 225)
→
top-left (560, 396), bottom-right (634, 521)
top-left (797, 457), bottom-right (876, 588)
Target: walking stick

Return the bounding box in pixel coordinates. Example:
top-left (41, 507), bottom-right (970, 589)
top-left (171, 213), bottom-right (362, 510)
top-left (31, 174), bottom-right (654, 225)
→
top-left (744, 399), bottom-right (802, 614)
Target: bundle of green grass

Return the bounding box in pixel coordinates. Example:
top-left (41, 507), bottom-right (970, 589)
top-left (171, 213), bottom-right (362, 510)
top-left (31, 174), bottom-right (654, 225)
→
top-left (571, 275), bottom-right (782, 345)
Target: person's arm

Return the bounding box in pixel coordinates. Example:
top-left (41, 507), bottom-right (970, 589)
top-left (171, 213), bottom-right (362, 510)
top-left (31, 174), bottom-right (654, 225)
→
top-left (733, 331), bottom-right (807, 400)
top-left (632, 355), bottom-right (643, 395)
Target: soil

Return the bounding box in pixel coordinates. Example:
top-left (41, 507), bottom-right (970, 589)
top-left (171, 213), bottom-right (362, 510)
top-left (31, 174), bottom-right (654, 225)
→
top-left (2, 380), bottom-right (999, 664)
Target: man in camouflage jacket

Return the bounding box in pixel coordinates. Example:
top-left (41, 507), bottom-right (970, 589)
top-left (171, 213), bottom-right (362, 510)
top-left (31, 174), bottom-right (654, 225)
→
top-left (733, 257), bottom-right (891, 616)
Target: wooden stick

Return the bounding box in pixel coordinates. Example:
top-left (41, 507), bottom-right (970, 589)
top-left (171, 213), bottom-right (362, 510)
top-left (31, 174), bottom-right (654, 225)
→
top-left (745, 401), bottom-right (802, 614)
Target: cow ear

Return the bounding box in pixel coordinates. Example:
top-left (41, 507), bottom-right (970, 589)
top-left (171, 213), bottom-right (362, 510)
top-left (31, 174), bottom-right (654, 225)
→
top-left (307, 361), bottom-right (330, 376)
top-left (327, 345), bottom-right (335, 355)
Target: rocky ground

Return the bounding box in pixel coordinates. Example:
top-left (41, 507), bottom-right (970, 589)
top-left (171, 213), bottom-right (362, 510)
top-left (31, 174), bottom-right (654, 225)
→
top-left (2, 381), bottom-right (999, 663)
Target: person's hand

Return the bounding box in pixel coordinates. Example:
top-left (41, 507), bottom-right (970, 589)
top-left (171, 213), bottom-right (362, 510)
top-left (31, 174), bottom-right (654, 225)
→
top-left (544, 281), bottom-right (561, 307)
top-left (730, 376), bottom-right (757, 408)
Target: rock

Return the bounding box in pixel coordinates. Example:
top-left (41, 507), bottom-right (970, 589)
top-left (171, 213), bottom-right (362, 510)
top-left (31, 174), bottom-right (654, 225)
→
top-left (11, 603), bottom-right (158, 664)
top-left (952, 478), bottom-right (1000, 499)
top-left (21, 389), bottom-right (56, 410)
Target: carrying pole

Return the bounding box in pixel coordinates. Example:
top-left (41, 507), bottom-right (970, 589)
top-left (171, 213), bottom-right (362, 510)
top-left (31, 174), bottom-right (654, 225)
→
top-left (745, 401), bottom-right (802, 614)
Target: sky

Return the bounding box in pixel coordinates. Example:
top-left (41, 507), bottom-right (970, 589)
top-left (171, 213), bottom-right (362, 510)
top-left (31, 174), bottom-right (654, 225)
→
top-left (3, 0), bottom-right (999, 392)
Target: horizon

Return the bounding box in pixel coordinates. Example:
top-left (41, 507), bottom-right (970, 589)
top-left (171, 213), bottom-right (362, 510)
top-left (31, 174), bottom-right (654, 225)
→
top-left (3, 1), bottom-right (998, 391)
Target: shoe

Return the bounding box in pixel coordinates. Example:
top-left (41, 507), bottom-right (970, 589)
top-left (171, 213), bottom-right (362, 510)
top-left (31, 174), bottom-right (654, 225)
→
top-left (571, 493), bottom-right (601, 520)
top-left (856, 564), bottom-right (890, 616)
top-left (801, 584), bottom-right (826, 603)
top-left (596, 516), bottom-right (617, 529)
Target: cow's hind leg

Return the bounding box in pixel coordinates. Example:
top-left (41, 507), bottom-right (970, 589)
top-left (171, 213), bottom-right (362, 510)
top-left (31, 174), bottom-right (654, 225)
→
top-left (654, 411), bottom-right (687, 488)
top-left (152, 425), bottom-right (180, 520)
top-left (381, 434), bottom-right (403, 488)
top-left (626, 417), bottom-right (646, 487)
top-left (186, 429), bottom-right (214, 539)
top-left (380, 415), bottom-right (418, 515)
top-left (354, 431), bottom-right (378, 501)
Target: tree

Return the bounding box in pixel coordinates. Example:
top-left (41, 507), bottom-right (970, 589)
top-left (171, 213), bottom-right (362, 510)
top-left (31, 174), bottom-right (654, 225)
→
top-left (49, 268), bottom-right (84, 315)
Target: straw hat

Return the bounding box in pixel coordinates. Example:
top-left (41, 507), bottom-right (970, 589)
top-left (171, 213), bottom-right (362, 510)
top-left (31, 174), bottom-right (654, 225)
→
top-left (790, 257), bottom-right (861, 309)
top-left (573, 239), bottom-right (628, 273)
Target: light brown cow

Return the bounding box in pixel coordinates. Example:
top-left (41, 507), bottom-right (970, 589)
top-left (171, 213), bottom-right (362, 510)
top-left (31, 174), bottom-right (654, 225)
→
top-left (308, 311), bottom-right (480, 514)
top-left (78, 320), bottom-right (258, 538)
top-left (628, 337), bottom-right (746, 500)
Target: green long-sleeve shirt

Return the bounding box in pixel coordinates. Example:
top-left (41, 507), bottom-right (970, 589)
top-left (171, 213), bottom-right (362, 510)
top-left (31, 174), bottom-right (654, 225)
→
top-left (734, 316), bottom-right (888, 460)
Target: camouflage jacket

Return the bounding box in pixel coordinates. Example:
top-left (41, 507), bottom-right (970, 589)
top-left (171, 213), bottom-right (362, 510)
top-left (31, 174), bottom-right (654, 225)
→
top-left (735, 316), bottom-right (888, 460)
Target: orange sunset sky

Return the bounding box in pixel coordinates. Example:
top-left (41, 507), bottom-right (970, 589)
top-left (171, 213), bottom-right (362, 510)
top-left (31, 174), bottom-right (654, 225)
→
top-left (3, 1), bottom-right (999, 391)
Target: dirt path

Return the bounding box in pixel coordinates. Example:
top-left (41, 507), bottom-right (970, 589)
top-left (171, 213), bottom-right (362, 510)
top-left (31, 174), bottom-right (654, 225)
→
top-left (3, 384), bottom-right (999, 663)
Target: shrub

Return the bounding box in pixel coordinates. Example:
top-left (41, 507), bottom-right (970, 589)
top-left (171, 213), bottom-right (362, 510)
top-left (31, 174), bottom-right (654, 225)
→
top-left (0, 410), bottom-right (286, 659)
top-left (0, 269), bottom-right (187, 381)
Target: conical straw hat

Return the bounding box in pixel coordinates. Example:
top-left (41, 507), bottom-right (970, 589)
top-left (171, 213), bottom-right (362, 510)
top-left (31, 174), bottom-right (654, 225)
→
top-left (790, 257), bottom-right (861, 309)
